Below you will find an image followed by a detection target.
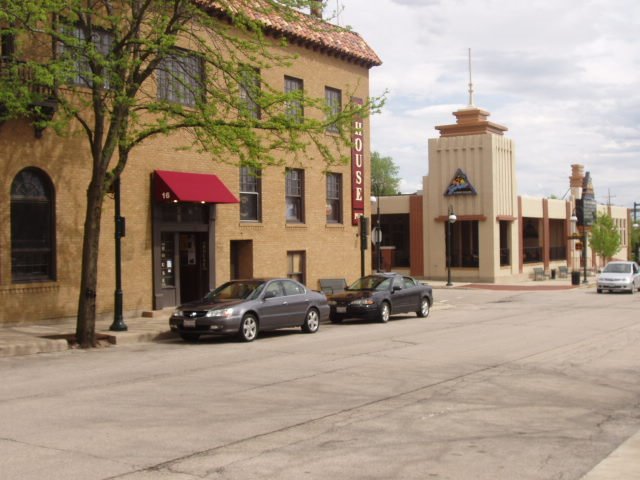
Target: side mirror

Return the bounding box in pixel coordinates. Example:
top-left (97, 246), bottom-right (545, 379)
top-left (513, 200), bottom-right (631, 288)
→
top-left (263, 291), bottom-right (277, 300)
top-left (392, 285), bottom-right (402, 292)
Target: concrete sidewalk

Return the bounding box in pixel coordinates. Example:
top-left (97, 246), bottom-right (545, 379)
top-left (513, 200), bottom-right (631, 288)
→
top-left (579, 430), bottom-right (640, 479)
top-left (0, 311), bottom-right (174, 358)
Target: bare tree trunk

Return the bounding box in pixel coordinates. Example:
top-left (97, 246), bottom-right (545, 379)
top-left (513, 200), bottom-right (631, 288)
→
top-left (75, 174), bottom-right (106, 348)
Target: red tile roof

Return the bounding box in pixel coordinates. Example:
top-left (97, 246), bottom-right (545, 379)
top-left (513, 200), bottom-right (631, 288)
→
top-left (195, 0), bottom-right (382, 68)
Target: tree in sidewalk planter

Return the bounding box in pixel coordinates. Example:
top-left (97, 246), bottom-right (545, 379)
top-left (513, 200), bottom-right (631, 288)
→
top-left (589, 212), bottom-right (622, 266)
top-left (371, 151), bottom-right (400, 197)
top-left (631, 225), bottom-right (640, 263)
top-left (0, 0), bottom-right (384, 348)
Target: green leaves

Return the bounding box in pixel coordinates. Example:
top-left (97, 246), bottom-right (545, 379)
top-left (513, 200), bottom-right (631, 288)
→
top-left (589, 212), bottom-right (622, 263)
top-left (371, 151), bottom-right (401, 196)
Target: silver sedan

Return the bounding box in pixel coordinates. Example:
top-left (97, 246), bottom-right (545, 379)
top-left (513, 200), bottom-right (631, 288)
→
top-left (169, 278), bottom-right (329, 342)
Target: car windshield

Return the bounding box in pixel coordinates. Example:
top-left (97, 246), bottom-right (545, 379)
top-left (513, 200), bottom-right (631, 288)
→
top-left (603, 263), bottom-right (631, 274)
top-left (348, 276), bottom-right (393, 291)
top-left (205, 281), bottom-right (264, 301)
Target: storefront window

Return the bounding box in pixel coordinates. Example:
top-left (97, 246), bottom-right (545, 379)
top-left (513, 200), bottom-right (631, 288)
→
top-left (500, 221), bottom-right (510, 266)
top-left (447, 220), bottom-right (479, 268)
top-left (160, 233), bottom-right (175, 288)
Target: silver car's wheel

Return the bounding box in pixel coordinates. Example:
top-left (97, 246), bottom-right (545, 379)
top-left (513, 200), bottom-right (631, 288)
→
top-left (378, 302), bottom-right (390, 323)
top-left (302, 308), bottom-right (320, 333)
top-left (416, 297), bottom-right (430, 318)
top-left (239, 314), bottom-right (258, 342)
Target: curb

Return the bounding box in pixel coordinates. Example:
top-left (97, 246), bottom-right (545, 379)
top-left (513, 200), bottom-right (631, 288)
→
top-left (0, 324), bottom-right (174, 358)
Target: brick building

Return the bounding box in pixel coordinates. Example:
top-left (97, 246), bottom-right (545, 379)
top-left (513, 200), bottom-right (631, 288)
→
top-left (0, 3), bottom-right (381, 325)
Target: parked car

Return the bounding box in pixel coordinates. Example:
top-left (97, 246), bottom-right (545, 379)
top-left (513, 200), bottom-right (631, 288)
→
top-left (596, 261), bottom-right (640, 294)
top-left (326, 273), bottom-right (433, 323)
top-left (169, 278), bottom-right (329, 342)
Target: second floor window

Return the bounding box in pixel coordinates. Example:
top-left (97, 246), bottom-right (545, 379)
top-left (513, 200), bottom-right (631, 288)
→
top-left (325, 87), bottom-right (341, 133)
top-left (157, 53), bottom-right (204, 107)
top-left (284, 76), bottom-right (303, 122)
top-left (60, 26), bottom-right (114, 88)
top-left (240, 166), bottom-right (261, 222)
top-left (326, 173), bottom-right (342, 223)
top-left (239, 66), bottom-right (261, 119)
top-left (1, 32), bottom-right (16, 59)
top-left (286, 169), bottom-right (304, 223)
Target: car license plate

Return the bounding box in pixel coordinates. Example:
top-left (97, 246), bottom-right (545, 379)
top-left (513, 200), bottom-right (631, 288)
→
top-left (336, 307), bottom-right (347, 313)
top-left (183, 319), bottom-right (196, 328)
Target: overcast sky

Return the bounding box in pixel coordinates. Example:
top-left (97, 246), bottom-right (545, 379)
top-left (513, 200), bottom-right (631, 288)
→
top-left (331, 0), bottom-right (640, 209)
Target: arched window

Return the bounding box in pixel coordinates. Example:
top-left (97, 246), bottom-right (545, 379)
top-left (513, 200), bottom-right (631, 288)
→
top-left (11, 168), bottom-right (56, 282)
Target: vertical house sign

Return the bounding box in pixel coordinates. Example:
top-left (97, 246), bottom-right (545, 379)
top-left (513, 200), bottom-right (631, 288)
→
top-left (351, 97), bottom-right (365, 225)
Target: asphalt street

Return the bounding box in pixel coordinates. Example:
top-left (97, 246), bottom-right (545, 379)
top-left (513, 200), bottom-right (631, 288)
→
top-left (1, 287), bottom-right (639, 479)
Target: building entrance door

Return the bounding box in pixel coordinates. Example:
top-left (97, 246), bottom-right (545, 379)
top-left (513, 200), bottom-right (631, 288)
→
top-left (157, 230), bottom-right (210, 307)
top-left (154, 201), bottom-right (214, 309)
top-left (178, 232), bottom-right (209, 304)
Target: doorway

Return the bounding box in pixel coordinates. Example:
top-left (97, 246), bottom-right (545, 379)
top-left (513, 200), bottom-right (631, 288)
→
top-left (178, 232), bottom-right (209, 303)
top-left (230, 240), bottom-right (254, 280)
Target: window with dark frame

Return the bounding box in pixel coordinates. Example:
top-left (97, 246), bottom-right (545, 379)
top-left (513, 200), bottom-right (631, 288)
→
top-left (157, 52), bottom-right (204, 107)
top-left (60, 26), bottom-right (114, 88)
top-left (326, 173), bottom-right (342, 223)
top-left (325, 86), bottom-right (341, 133)
top-left (1, 31), bottom-right (16, 59)
top-left (239, 66), bottom-right (261, 119)
top-left (446, 220), bottom-right (479, 268)
top-left (284, 76), bottom-right (303, 122)
top-left (240, 166), bottom-right (261, 222)
top-left (499, 221), bottom-right (511, 266)
top-left (10, 168), bottom-right (55, 282)
top-left (286, 168), bottom-right (304, 223)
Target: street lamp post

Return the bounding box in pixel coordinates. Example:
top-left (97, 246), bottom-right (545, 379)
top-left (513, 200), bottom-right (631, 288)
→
top-left (582, 228), bottom-right (588, 284)
top-left (633, 202), bottom-right (639, 262)
top-left (375, 192), bottom-right (382, 272)
top-left (446, 206), bottom-right (457, 287)
top-left (110, 177), bottom-right (128, 332)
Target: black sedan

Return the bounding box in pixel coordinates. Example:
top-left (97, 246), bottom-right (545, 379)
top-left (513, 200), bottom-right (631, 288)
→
top-left (169, 279), bottom-right (329, 342)
top-left (326, 273), bottom-right (433, 323)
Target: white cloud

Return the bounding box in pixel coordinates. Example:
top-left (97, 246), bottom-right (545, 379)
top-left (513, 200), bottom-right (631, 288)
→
top-left (338, 0), bottom-right (640, 206)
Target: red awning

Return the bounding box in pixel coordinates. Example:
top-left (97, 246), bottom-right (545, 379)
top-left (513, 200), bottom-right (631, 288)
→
top-left (154, 170), bottom-right (239, 204)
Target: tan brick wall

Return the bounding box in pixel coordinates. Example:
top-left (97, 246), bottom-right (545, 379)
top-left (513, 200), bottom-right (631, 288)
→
top-left (0, 36), bottom-right (374, 324)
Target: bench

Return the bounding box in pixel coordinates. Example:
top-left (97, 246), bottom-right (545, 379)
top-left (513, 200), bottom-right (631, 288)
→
top-left (318, 278), bottom-right (347, 294)
top-left (558, 266), bottom-right (568, 279)
top-left (533, 267), bottom-right (546, 281)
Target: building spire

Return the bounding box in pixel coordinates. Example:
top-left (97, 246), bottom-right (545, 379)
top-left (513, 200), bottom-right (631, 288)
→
top-left (467, 48), bottom-right (475, 107)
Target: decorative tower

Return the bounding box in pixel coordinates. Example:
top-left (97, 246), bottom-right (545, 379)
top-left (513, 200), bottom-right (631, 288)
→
top-left (422, 51), bottom-right (518, 282)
